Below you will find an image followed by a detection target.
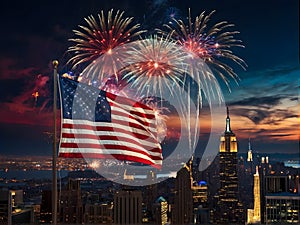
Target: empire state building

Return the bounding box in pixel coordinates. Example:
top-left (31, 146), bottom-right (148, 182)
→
top-left (215, 107), bottom-right (244, 224)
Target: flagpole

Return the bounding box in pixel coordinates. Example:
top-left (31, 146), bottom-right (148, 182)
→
top-left (52, 60), bottom-right (58, 225)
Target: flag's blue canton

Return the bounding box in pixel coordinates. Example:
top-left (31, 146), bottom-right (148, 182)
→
top-left (59, 77), bottom-right (111, 122)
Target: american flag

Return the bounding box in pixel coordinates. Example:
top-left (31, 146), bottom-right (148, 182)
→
top-left (58, 76), bottom-right (162, 168)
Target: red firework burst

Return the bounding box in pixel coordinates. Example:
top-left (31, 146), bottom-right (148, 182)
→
top-left (67, 9), bottom-right (145, 70)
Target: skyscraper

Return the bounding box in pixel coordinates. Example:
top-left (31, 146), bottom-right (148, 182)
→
top-left (172, 163), bottom-right (193, 225)
top-left (265, 193), bottom-right (300, 224)
top-left (58, 179), bottom-right (83, 224)
top-left (40, 190), bottom-right (52, 224)
top-left (247, 166), bottom-right (261, 224)
top-left (253, 166), bottom-right (261, 223)
top-left (192, 181), bottom-right (209, 224)
top-left (113, 189), bottom-right (142, 225)
top-left (247, 138), bottom-right (254, 174)
top-left (0, 189), bottom-right (33, 225)
top-left (215, 107), bottom-right (244, 224)
top-left (153, 196), bottom-right (168, 225)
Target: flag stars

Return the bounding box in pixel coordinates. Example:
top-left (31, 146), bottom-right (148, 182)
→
top-left (61, 77), bottom-right (112, 122)
top-left (59, 75), bottom-right (162, 168)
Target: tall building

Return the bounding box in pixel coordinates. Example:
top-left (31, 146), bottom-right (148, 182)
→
top-left (265, 193), bottom-right (300, 224)
top-left (84, 202), bottom-right (113, 224)
top-left (172, 163), bottom-right (193, 225)
top-left (153, 196), bottom-right (168, 225)
top-left (40, 189), bottom-right (52, 224)
top-left (143, 170), bottom-right (158, 222)
top-left (192, 180), bottom-right (209, 224)
top-left (58, 179), bottom-right (83, 224)
top-left (215, 107), bottom-right (244, 224)
top-left (247, 166), bottom-right (261, 224)
top-left (113, 189), bottom-right (142, 225)
top-left (247, 138), bottom-right (254, 174)
top-left (0, 189), bottom-right (33, 225)
top-left (253, 166), bottom-right (261, 223)
top-left (257, 160), bottom-right (300, 224)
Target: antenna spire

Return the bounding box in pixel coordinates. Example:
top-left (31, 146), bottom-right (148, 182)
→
top-left (227, 106), bottom-right (229, 118)
top-left (248, 138), bottom-right (251, 150)
top-left (225, 107), bottom-right (232, 133)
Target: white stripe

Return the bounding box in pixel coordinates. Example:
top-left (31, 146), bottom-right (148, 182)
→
top-left (107, 98), bottom-right (155, 115)
top-left (111, 115), bottom-right (157, 134)
top-left (111, 104), bottom-right (155, 126)
top-left (61, 124), bottom-right (157, 141)
top-left (62, 118), bottom-right (158, 137)
top-left (110, 103), bottom-right (156, 128)
top-left (59, 148), bottom-right (162, 164)
top-left (61, 128), bottom-right (160, 150)
top-left (61, 134), bottom-right (160, 154)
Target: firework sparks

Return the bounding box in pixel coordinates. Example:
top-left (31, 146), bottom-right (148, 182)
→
top-left (120, 35), bottom-right (190, 97)
top-left (140, 97), bottom-right (169, 143)
top-left (161, 9), bottom-right (247, 88)
top-left (119, 36), bottom-right (201, 149)
top-left (163, 7), bottom-right (181, 25)
top-left (158, 9), bottom-right (246, 148)
top-left (67, 9), bottom-right (145, 74)
top-left (64, 9), bottom-right (246, 155)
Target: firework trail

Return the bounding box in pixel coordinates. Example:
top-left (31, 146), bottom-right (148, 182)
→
top-left (67, 9), bottom-right (145, 84)
top-left (159, 9), bottom-right (247, 148)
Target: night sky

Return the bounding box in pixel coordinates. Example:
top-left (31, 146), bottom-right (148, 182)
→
top-left (0, 0), bottom-right (299, 158)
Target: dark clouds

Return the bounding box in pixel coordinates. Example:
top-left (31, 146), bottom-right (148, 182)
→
top-left (232, 107), bottom-right (298, 125)
top-left (226, 63), bottom-right (299, 126)
top-left (230, 96), bottom-right (282, 109)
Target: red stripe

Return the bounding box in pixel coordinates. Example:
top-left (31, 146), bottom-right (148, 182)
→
top-left (59, 78), bottom-right (162, 168)
top-left (106, 92), bottom-right (154, 111)
top-left (60, 142), bottom-right (162, 159)
top-left (128, 114), bottom-right (151, 128)
top-left (58, 152), bottom-right (161, 169)
top-left (62, 119), bottom-right (156, 133)
top-left (114, 119), bottom-right (154, 133)
top-left (111, 107), bottom-right (155, 127)
top-left (130, 109), bottom-right (155, 120)
top-left (111, 109), bottom-right (152, 127)
top-left (61, 133), bottom-right (161, 153)
top-left (62, 122), bottom-right (157, 140)
top-left (111, 103), bottom-right (155, 120)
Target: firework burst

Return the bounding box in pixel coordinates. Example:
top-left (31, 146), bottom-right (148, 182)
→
top-left (140, 97), bottom-right (170, 143)
top-left (67, 9), bottom-right (145, 73)
top-left (161, 9), bottom-right (247, 88)
top-left (120, 35), bottom-right (190, 98)
top-left (119, 35), bottom-right (201, 149)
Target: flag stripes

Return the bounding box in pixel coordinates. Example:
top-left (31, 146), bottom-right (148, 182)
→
top-left (58, 77), bottom-right (162, 168)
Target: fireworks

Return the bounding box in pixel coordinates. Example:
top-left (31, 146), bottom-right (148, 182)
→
top-left (161, 9), bottom-right (247, 87)
top-left (120, 35), bottom-right (190, 98)
top-left (156, 9), bottom-right (247, 148)
top-left (140, 97), bottom-right (170, 143)
top-left (163, 7), bottom-right (181, 25)
top-left (67, 9), bottom-right (145, 71)
top-left (118, 36), bottom-right (202, 149)
top-left (65, 8), bottom-right (246, 156)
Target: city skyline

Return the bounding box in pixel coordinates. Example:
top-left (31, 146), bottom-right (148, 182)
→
top-left (0, 0), bottom-right (299, 158)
